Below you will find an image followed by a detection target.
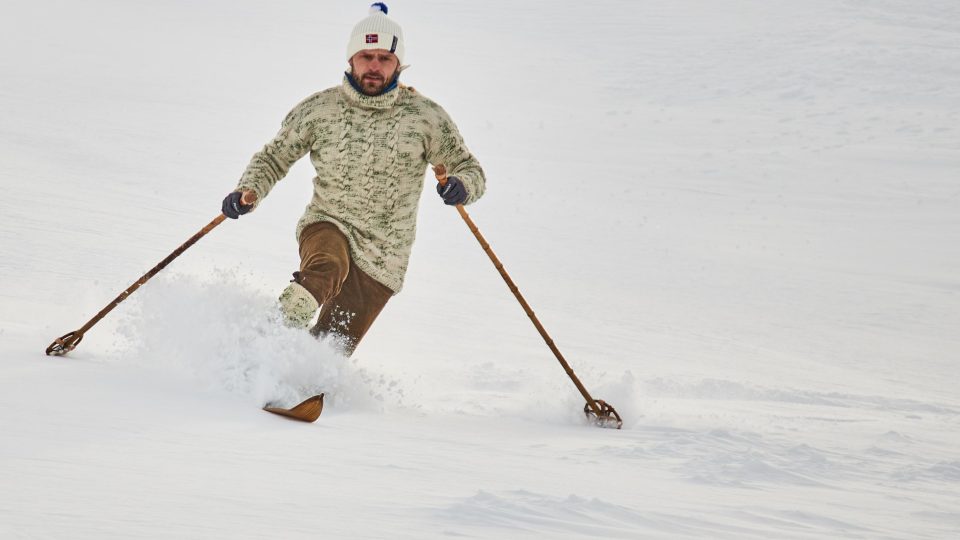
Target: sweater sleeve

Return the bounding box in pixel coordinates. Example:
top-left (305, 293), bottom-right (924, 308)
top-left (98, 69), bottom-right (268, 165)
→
top-left (424, 102), bottom-right (486, 206)
top-left (234, 100), bottom-right (316, 207)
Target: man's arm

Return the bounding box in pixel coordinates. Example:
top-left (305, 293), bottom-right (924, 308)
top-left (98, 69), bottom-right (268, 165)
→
top-left (230, 102), bottom-right (315, 212)
top-left (425, 103), bottom-right (486, 205)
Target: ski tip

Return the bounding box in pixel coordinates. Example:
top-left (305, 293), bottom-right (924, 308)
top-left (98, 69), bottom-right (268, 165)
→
top-left (263, 393), bottom-right (324, 423)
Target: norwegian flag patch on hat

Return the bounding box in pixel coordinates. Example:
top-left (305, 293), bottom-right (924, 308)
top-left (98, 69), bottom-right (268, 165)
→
top-left (365, 33), bottom-right (379, 44)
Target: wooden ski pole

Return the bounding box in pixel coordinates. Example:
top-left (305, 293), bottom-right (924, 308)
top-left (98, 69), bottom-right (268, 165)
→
top-left (433, 165), bottom-right (622, 428)
top-left (45, 214), bottom-right (227, 356)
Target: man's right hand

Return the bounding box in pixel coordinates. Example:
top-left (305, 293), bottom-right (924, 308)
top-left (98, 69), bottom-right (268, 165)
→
top-left (221, 190), bottom-right (257, 219)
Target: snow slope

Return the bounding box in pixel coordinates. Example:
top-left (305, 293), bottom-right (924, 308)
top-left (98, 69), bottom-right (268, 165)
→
top-left (2, 0), bottom-right (958, 538)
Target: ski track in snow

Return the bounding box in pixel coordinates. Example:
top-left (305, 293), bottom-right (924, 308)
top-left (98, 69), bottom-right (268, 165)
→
top-left (2, 0), bottom-right (960, 538)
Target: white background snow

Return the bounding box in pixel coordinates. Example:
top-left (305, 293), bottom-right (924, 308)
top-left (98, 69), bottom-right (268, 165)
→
top-left (2, 0), bottom-right (958, 538)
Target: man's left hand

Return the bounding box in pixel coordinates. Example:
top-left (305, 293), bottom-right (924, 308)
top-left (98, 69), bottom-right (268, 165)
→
top-left (437, 176), bottom-right (468, 206)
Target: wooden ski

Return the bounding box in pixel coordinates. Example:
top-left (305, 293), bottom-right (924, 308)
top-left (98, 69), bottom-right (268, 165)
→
top-left (263, 394), bottom-right (324, 422)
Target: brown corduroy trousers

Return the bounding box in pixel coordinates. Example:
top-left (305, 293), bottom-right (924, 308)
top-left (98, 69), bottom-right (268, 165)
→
top-left (294, 221), bottom-right (393, 356)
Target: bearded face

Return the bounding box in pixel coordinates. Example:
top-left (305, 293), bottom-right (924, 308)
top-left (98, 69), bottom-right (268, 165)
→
top-left (350, 50), bottom-right (400, 96)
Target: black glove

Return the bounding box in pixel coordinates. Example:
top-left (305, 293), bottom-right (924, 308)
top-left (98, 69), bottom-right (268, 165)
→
top-left (221, 191), bottom-right (253, 219)
top-left (436, 176), bottom-right (469, 206)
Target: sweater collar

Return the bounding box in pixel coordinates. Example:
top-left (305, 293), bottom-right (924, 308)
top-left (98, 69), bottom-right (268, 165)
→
top-left (341, 73), bottom-right (400, 109)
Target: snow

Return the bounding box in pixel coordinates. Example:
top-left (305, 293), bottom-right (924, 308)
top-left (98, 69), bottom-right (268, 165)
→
top-left (2, 0), bottom-right (959, 538)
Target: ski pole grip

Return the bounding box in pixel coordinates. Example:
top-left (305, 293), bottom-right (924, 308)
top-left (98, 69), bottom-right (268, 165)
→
top-left (433, 164), bottom-right (448, 187)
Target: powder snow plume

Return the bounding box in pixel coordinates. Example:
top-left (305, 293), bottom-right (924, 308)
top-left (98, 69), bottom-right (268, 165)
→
top-left (109, 270), bottom-right (406, 413)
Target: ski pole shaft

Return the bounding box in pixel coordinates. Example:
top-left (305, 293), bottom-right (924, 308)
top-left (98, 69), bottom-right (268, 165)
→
top-left (45, 213), bottom-right (227, 356)
top-left (433, 166), bottom-right (605, 418)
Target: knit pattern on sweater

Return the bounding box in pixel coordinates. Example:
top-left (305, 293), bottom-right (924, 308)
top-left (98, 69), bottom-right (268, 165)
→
top-left (237, 77), bottom-right (486, 293)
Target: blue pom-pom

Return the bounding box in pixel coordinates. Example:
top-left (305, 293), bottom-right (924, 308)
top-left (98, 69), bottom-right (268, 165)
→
top-left (370, 2), bottom-right (388, 15)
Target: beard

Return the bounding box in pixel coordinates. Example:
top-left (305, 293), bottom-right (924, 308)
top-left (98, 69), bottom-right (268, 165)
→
top-left (356, 68), bottom-right (399, 96)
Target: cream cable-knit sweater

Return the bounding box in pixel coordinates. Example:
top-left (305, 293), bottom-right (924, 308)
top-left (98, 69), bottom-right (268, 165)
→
top-left (236, 76), bottom-right (486, 293)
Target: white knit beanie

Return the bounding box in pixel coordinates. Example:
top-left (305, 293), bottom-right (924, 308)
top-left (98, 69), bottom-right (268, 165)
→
top-left (346, 3), bottom-right (405, 64)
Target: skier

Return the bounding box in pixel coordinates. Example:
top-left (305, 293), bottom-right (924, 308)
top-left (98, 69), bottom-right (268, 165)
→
top-left (221, 3), bottom-right (486, 356)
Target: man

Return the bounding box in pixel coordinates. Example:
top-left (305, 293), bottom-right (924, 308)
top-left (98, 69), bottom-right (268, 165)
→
top-left (221, 3), bottom-right (486, 356)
